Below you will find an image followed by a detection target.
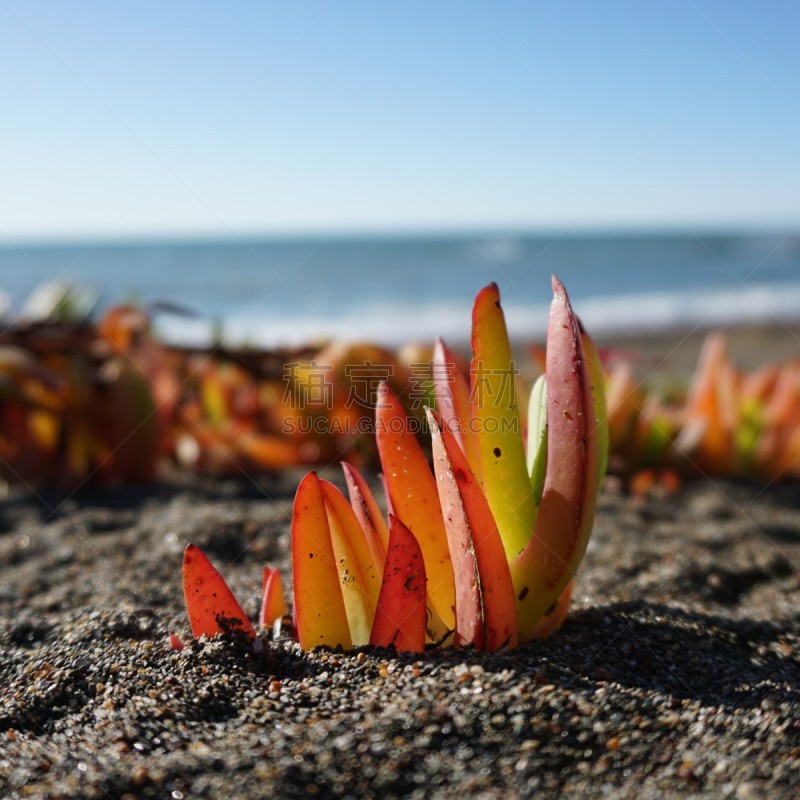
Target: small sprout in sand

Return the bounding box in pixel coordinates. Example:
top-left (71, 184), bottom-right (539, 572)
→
top-left (182, 543), bottom-right (285, 649)
top-left (259, 567), bottom-right (288, 628)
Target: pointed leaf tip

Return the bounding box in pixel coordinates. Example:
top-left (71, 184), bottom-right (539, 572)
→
top-left (259, 567), bottom-right (288, 628)
top-left (182, 544), bottom-right (255, 640)
top-left (432, 337), bottom-right (480, 477)
top-left (341, 461), bottom-right (390, 561)
top-left (551, 274), bottom-right (566, 297)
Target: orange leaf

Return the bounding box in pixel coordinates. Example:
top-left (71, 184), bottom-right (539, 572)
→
top-left (291, 472), bottom-right (352, 650)
top-left (182, 544), bottom-right (255, 640)
top-left (375, 382), bottom-right (454, 636)
top-left (238, 432), bottom-right (304, 470)
top-left (684, 334), bottom-right (736, 473)
top-left (370, 515), bottom-right (427, 653)
top-left (259, 567), bottom-right (288, 628)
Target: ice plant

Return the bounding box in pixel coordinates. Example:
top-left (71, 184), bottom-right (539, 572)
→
top-left (604, 331), bottom-right (800, 484)
top-left (289, 277), bottom-right (608, 652)
top-left (180, 277), bottom-right (607, 653)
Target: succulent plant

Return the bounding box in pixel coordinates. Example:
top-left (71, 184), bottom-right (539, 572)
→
top-left (288, 276), bottom-right (607, 652)
top-left (182, 277), bottom-right (608, 653)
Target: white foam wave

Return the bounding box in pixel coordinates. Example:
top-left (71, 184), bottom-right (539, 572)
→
top-left (154, 282), bottom-right (800, 348)
top-left (574, 282), bottom-right (800, 335)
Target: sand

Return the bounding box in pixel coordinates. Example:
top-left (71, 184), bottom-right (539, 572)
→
top-left (595, 321), bottom-right (800, 377)
top-left (1, 466), bottom-right (798, 799)
top-left (1, 323), bottom-right (799, 799)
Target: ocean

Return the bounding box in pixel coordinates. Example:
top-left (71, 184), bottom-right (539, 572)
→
top-left (1, 230), bottom-right (799, 346)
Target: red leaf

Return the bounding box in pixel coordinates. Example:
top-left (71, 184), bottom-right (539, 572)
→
top-left (370, 516), bottom-right (427, 653)
top-left (427, 407), bottom-right (518, 650)
top-left (182, 544), bottom-right (255, 640)
top-left (511, 276), bottom-right (600, 636)
top-left (432, 338), bottom-right (481, 478)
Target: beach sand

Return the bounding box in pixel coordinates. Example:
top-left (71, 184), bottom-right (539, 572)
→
top-left (597, 321), bottom-right (800, 376)
top-left (1, 325), bottom-right (799, 799)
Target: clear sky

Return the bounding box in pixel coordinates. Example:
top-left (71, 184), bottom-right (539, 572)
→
top-left (1, 0), bottom-right (798, 241)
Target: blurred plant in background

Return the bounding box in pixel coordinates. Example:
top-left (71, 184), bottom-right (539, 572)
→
top-left (1, 281), bottom-right (798, 493)
top-left (605, 332), bottom-right (800, 489)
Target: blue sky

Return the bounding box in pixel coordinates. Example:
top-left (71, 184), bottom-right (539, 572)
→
top-left (1, 0), bottom-right (798, 240)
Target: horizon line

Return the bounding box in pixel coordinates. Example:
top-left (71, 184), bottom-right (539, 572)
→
top-left (3, 220), bottom-right (799, 250)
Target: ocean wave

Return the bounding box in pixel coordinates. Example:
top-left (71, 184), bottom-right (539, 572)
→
top-left (573, 282), bottom-right (800, 335)
top-left (153, 281), bottom-right (800, 349)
